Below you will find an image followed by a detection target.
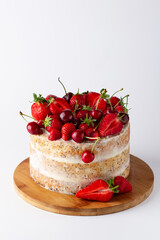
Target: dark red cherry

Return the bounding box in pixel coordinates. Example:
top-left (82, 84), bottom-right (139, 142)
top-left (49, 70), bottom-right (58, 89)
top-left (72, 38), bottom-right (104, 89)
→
top-left (90, 109), bottom-right (102, 121)
top-left (63, 92), bottom-right (73, 103)
top-left (72, 129), bottom-right (84, 143)
top-left (27, 122), bottom-right (41, 135)
top-left (37, 120), bottom-right (44, 128)
top-left (82, 150), bottom-right (95, 163)
top-left (105, 107), bottom-right (118, 115)
top-left (59, 109), bottom-right (73, 123)
top-left (118, 113), bottom-right (129, 125)
top-left (85, 128), bottom-right (99, 141)
top-left (73, 117), bottom-right (80, 128)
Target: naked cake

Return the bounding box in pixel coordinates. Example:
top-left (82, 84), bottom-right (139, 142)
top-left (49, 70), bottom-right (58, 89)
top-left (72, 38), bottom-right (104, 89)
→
top-left (21, 81), bottom-right (130, 195)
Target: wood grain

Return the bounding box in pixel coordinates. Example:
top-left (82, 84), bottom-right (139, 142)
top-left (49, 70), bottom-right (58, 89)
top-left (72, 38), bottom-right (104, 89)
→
top-left (13, 155), bottom-right (154, 216)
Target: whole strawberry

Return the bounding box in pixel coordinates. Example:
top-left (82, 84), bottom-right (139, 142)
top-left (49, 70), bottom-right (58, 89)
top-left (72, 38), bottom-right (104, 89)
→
top-left (31, 93), bottom-right (51, 121)
top-left (43, 115), bottom-right (62, 132)
top-left (87, 91), bottom-right (106, 112)
top-left (48, 129), bottom-right (62, 141)
top-left (70, 90), bottom-right (86, 109)
top-left (61, 123), bottom-right (76, 141)
top-left (114, 176), bottom-right (132, 193)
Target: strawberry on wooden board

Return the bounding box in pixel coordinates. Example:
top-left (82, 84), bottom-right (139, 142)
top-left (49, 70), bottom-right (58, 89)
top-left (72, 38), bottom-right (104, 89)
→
top-left (76, 179), bottom-right (114, 202)
top-left (31, 93), bottom-right (51, 121)
top-left (98, 113), bottom-right (123, 137)
top-left (61, 123), bottom-right (76, 141)
top-left (87, 92), bottom-right (106, 111)
top-left (114, 176), bottom-right (132, 193)
top-left (49, 98), bottom-right (73, 115)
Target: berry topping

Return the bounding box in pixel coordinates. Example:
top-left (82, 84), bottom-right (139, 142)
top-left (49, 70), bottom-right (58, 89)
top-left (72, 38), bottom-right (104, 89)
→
top-left (70, 90), bottom-right (86, 109)
top-left (61, 123), bottom-right (76, 141)
top-left (71, 129), bottom-right (85, 143)
top-left (72, 117), bottom-right (80, 128)
top-left (49, 97), bottom-right (72, 115)
top-left (118, 112), bottom-right (129, 125)
top-left (48, 129), bottom-right (62, 141)
top-left (98, 113), bottom-right (123, 137)
top-left (109, 96), bottom-right (120, 107)
top-left (82, 150), bottom-right (95, 163)
top-left (85, 128), bottom-right (99, 140)
top-left (43, 115), bottom-right (62, 132)
top-left (90, 109), bottom-right (102, 121)
top-left (31, 93), bottom-right (51, 121)
top-left (76, 179), bottom-right (114, 202)
top-left (27, 122), bottom-right (41, 135)
top-left (46, 94), bottom-right (57, 100)
top-left (79, 123), bottom-right (92, 132)
top-left (59, 109), bottom-right (73, 123)
top-left (114, 176), bottom-right (132, 193)
top-left (63, 92), bottom-right (73, 103)
top-left (87, 92), bottom-right (106, 111)
top-left (115, 105), bottom-right (124, 112)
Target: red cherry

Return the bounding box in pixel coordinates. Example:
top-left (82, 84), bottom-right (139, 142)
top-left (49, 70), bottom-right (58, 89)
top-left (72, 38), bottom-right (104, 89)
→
top-left (118, 113), bottom-right (129, 125)
top-left (63, 92), bottom-right (73, 103)
top-left (72, 129), bottom-right (84, 143)
top-left (105, 107), bottom-right (118, 115)
top-left (46, 94), bottom-right (57, 100)
top-left (110, 96), bottom-right (120, 107)
top-left (27, 122), bottom-right (41, 135)
top-left (37, 120), bottom-right (44, 128)
top-left (116, 105), bottom-right (124, 112)
top-left (85, 128), bottom-right (99, 141)
top-left (90, 109), bottom-right (102, 121)
top-left (59, 109), bottom-right (73, 123)
top-left (82, 150), bottom-right (95, 163)
top-left (73, 117), bottom-right (80, 128)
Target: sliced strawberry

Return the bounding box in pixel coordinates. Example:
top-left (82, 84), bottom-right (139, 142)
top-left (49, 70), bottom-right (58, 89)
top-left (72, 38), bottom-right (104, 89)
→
top-left (76, 179), bottom-right (113, 202)
top-left (49, 98), bottom-right (73, 115)
top-left (70, 94), bottom-right (86, 109)
top-left (109, 96), bottom-right (120, 107)
top-left (98, 113), bottom-right (123, 137)
top-left (114, 176), bottom-right (132, 193)
top-left (61, 123), bottom-right (76, 141)
top-left (87, 92), bottom-right (106, 111)
top-left (48, 129), bottom-right (62, 141)
top-left (31, 94), bottom-right (51, 121)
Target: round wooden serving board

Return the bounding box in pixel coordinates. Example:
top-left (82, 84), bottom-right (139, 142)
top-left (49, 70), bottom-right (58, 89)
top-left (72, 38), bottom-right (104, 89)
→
top-left (13, 155), bottom-right (154, 216)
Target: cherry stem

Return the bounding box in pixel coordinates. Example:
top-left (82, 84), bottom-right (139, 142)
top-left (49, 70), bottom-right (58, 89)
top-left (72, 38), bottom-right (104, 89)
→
top-left (107, 98), bottom-right (113, 111)
top-left (58, 77), bottom-right (67, 95)
top-left (111, 88), bottom-right (123, 98)
top-left (114, 94), bottom-right (130, 109)
top-left (91, 137), bottom-right (100, 153)
top-left (19, 111), bottom-right (30, 123)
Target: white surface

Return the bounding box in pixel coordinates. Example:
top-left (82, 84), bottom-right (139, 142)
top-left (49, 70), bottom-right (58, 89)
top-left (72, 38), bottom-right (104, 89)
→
top-left (0, 0), bottom-right (160, 240)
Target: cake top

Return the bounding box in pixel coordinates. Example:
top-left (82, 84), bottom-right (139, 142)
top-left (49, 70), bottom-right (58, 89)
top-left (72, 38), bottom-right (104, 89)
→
top-left (20, 77), bottom-right (130, 163)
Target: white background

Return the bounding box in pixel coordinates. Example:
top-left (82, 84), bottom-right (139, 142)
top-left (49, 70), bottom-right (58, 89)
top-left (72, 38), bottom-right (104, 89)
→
top-left (0, 0), bottom-right (160, 240)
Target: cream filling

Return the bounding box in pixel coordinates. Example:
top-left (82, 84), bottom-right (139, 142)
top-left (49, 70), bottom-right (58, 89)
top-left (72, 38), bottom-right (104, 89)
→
top-left (30, 141), bottom-right (129, 164)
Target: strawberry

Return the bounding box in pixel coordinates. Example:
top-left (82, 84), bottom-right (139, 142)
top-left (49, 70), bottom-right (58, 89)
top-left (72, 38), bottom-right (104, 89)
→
top-left (49, 98), bottom-right (73, 115)
top-left (87, 92), bottom-right (106, 111)
top-left (43, 115), bottom-right (62, 132)
top-left (31, 93), bottom-right (51, 121)
top-left (76, 179), bottom-right (114, 202)
top-left (70, 91), bottom-right (86, 109)
top-left (114, 176), bottom-right (132, 193)
top-left (61, 123), bottom-right (76, 141)
top-left (46, 94), bottom-right (57, 101)
top-left (116, 105), bottom-right (124, 112)
top-left (109, 96), bottom-right (120, 107)
top-left (48, 129), bottom-right (62, 141)
top-left (76, 105), bottom-right (92, 120)
top-left (85, 128), bottom-right (99, 140)
top-left (98, 113), bottom-right (123, 137)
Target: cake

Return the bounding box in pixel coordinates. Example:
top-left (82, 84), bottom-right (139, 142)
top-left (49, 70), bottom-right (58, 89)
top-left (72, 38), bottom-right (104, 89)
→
top-left (21, 81), bottom-right (130, 195)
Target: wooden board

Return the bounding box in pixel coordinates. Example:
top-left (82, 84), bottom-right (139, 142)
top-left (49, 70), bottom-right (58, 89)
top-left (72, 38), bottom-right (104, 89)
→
top-left (13, 155), bottom-right (154, 216)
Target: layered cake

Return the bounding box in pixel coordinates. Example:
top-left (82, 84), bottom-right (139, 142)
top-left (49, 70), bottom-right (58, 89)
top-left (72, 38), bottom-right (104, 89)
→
top-left (21, 81), bottom-right (130, 195)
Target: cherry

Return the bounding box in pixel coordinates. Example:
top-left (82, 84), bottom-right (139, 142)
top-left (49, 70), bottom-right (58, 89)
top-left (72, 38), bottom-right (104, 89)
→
top-left (85, 128), bottom-right (99, 141)
top-left (27, 122), bottom-right (41, 135)
top-left (90, 109), bottom-right (102, 121)
top-left (105, 107), bottom-right (118, 115)
top-left (46, 94), bottom-right (57, 100)
top-left (116, 105), bottom-right (124, 112)
top-left (118, 113), bottom-right (129, 125)
top-left (37, 120), bottom-right (44, 128)
top-left (82, 150), bottom-right (95, 163)
top-left (73, 117), bottom-right (80, 128)
top-left (72, 129), bottom-right (84, 143)
top-left (63, 92), bottom-right (73, 103)
top-left (59, 109), bottom-right (73, 123)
